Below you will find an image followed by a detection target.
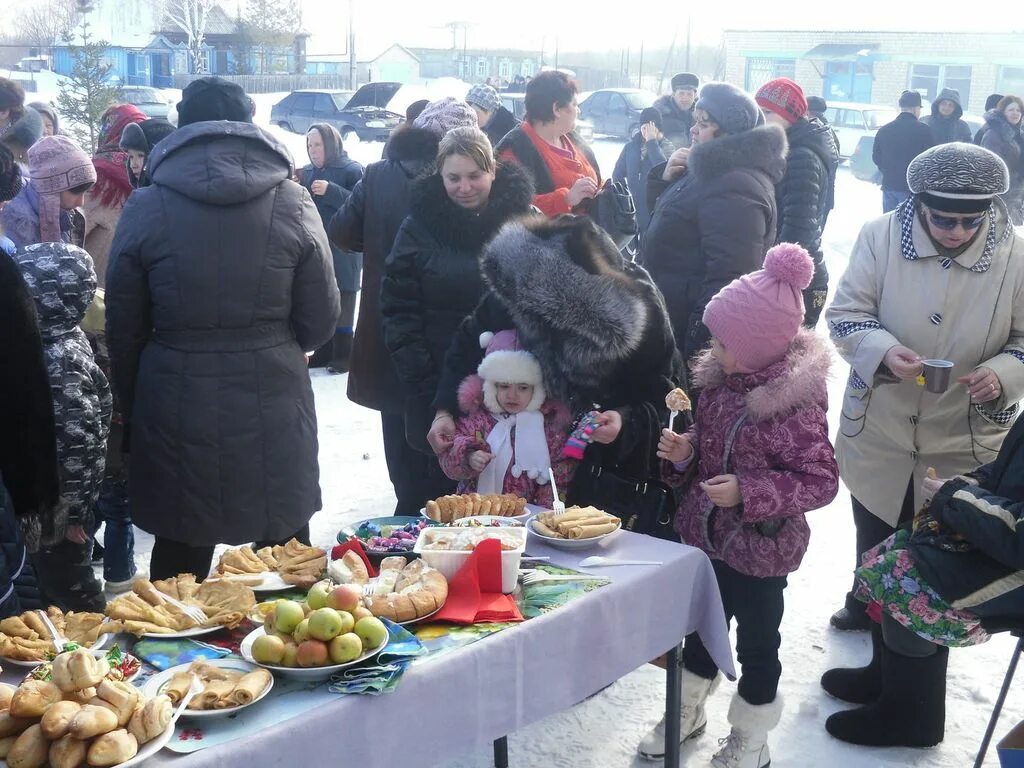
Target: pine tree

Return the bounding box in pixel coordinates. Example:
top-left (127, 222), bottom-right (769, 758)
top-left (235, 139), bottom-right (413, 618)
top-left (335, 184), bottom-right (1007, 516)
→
top-left (56, 2), bottom-right (121, 154)
top-left (241, 0), bottom-right (300, 74)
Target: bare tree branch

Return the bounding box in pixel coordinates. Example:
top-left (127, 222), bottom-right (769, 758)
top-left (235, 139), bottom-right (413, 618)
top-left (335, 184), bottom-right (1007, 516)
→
top-left (152, 0), bottom-right (217, 74)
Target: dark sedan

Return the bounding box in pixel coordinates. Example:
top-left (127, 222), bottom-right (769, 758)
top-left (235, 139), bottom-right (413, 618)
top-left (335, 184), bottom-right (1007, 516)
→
top-left (271, 89), bottom-right (357, 136)
top-left (120, 86), bottom-right (173, 119)
top-left (578, 88), bottom-right (657, 139)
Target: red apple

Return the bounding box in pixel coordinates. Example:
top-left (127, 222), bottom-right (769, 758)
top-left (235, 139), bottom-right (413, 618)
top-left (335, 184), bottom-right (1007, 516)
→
top-left (296, 639), bottom-right (329, 668)
top-left (326, 585), bottom-right (361, 613)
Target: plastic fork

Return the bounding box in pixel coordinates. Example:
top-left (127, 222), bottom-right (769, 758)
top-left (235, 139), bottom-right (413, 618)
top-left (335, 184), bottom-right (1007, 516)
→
top-left (548, 468), bottom-right (566, 515)
top-left (171, 675), bottom-right (204, 723)
top-left (577, 556), bottom-right (663, 568)
top-left (37, 610), bottom-right (69, 652)
top-left (520, 571), bottom-right (609, 586)
top-left (153, 591), bottom-right (208, 626)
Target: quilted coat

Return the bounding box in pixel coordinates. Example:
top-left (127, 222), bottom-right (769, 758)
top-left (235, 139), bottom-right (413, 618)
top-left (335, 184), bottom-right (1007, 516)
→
top-left (668, 328), bottom-right (839, 577)
top-left (105, 121), bottom-right (340, 545)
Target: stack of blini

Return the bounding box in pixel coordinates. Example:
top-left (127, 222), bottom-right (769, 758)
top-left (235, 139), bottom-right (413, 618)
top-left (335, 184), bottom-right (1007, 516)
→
top-left (0, 647), bottom-right (172, 767)
top-left (532, 507), bottom-right (621, 539)
top-left (163, 662), bottom-right (271, 711)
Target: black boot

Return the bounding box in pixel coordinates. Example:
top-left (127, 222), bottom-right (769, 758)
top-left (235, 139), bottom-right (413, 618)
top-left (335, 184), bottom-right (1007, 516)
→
top-left (821, 623), bottom-right (882, 704)
top-left (830, 594), bottom-right (871, 631)
top-left (825, 642), bottom-right (947, 747)
top-left (327, 332), bottom-right (352, 375)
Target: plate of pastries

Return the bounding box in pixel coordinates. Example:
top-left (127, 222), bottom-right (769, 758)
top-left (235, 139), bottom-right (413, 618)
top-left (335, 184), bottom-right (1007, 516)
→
top-left (0, 609), bottom-right (109, 666)
top-left (142, 659), bottom-right (272, 719)
top-left (422, 493), bottom-right (532, 523)
top-left (103, 577), bottom-right (255, 638)
top-left (208, 539), bottom-right (327, 591)
top-left (0, 647), bottom-right (174, 768)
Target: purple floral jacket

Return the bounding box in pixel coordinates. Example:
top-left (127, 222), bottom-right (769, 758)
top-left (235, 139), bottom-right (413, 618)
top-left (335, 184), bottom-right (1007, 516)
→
top-left (439, 373), bottom-right (575, 508)
top-left (667, 329), bottom-right (839, 577)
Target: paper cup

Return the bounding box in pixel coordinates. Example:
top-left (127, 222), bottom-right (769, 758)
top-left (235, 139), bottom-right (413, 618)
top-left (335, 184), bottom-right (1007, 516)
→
top-left (922, 360), bottom-right (954, 393)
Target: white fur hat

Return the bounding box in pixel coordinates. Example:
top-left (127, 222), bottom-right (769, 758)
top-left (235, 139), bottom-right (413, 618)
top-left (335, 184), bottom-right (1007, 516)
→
top-left (477, 330), bottom-right (546, 413)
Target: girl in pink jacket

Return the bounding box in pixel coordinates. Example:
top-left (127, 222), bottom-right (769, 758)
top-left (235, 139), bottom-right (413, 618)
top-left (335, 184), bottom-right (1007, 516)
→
top-left (439, 330), bottom-right (574, 508)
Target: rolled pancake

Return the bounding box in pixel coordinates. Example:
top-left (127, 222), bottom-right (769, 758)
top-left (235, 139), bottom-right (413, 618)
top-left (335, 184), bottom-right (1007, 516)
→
top-left (565, 520), bottom-right (619, 539)
top-left (163, 673), bottom-right (192, 705)
top-left (229, 670), bottom-right (271, 706)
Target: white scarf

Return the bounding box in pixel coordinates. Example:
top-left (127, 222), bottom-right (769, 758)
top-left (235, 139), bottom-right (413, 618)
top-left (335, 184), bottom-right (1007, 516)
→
top-left (477, 410), bottom-right (551, 495)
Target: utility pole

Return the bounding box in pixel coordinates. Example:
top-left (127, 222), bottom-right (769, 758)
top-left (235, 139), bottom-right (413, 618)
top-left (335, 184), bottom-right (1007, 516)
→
top-left (638, 41), bottom-right (644, 90)
top-left (658, 27), bottom-right (678, 94)
top-left (347, 0), bottom-right (355, 89)
top-left (554, 35), bottom-right (558, 71)
top-left (624, 47), bottom-right (630, 87)
top-left (685, 14), bottom-right (692, 71)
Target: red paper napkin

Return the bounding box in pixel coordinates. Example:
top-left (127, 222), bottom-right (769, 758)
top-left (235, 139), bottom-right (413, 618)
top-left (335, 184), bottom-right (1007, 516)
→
top-left (434, 538), bottom-right (523, 624)
top-left (331, 539), bottom-right (378, 578)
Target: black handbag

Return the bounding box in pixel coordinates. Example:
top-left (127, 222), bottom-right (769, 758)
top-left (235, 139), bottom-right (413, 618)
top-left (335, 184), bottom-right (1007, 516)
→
top-left (588, 179), bottom-right (637, 250)
top-left (567, 457), bottom-right (679, 541)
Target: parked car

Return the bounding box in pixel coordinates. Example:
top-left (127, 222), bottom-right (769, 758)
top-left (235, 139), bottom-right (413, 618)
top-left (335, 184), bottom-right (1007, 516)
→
top-left (822, 101), bottom-right (898, 159)
top-left (847, 112), bottom-right (984, 183)
top-left (120, 86), bottom-right (173, 119)
top-left (578, 88), bottom-right (657, 139)
top-left (271, 89), bottom-right (356, 136)
top-left (499, 92), bottom-right (595, 143)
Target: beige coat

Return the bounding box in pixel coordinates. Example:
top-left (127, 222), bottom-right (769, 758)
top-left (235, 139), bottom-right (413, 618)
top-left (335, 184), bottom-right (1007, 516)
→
top-left (827, 202), bottom-right (1024, 526)
top-left (82, 195), bottom-right (123, 289)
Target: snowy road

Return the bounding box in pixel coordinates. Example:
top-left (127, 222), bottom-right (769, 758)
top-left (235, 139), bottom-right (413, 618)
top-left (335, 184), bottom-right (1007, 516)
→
top-left (119, 97), bottom-right (1021, 767)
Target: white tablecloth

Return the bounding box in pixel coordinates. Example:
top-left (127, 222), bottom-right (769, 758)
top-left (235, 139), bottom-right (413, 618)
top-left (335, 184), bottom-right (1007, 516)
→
top-left (144, 533), bottom-right (734, 767)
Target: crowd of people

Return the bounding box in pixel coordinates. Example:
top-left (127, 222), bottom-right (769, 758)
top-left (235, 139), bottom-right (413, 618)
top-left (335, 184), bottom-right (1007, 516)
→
top-left (1, 66), bottom-right (1023, 768)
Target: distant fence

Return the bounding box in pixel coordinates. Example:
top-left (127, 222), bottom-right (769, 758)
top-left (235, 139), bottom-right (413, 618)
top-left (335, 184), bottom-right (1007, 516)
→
top-left (172, 73), bottom-right (351, 94)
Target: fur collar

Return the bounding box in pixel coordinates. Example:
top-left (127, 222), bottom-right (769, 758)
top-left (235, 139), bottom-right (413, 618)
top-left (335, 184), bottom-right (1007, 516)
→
top-left (690, 328), bottom-right (831, 422)
top-left (384, 126), bottom-right (440, 163)
top-left (481, 216), bottom-right (650, 399)
top-left (409, 161), bottom-right (533, 250)
top-left (688, 124), bottom-right (788, 185)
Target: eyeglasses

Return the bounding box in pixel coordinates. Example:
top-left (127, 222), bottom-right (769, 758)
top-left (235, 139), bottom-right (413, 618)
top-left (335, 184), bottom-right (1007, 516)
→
top-left (925, 208), bottom-right (987, 231)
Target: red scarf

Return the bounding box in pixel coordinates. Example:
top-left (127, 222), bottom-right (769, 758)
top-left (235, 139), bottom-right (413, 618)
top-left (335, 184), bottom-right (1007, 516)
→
top-left (91, 105), bottom-right (146, 208)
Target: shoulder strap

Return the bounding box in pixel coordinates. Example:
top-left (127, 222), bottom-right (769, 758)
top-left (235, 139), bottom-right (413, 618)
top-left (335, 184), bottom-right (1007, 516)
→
top-left (721, 413), bottom-right (749, 474)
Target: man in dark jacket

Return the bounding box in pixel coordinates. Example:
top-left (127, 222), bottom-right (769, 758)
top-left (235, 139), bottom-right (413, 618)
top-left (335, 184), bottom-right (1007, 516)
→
top-left (756, 78), bottom-right (839, 328)
top-left (106, 78), bottom-right (340, 581)
top-left (653, 72), bottom-right (699, 149)
top-left (872, 90), bottom-right (934, 212)
top-left (612, 106), bottom-right (672, 245)
top-left (922, 87), bottom-right (973, 145)
top-left (808, 95), bottom-right (840, 156)
top-left (466, 83), bottom-right (519, 148)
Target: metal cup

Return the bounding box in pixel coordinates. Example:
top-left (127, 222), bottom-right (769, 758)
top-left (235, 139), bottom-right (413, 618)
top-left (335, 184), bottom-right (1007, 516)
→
top-left (922, 359), bottom-right (954, 393)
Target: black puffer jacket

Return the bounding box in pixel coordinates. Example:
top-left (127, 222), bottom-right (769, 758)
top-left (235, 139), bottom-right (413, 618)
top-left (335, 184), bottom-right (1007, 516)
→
top-left (921, 89), bottom-right (973, 145)
top-left (434, 215), bottom-right (682, 482)
top-left (329, 126), bottom-right (439, 413)
top-left (0, 484), bottom-right (43, 617)
top-left (381, 162), bottom-right (534, 451)
top-left (612, 132), bottom-right (673, 239)
top-left (775, 117), bottom-right (839, 296)
top-left (106, 122), bottom-right (340, 546)
top-left (301, 154), bottom-right (364, 292)
top-left (643, 125), bottom-right (788, 364)
top-left (653, 94), bottom-right (694, 148)
top-left (981, 109), bottom-right (1024, 224)
top-left (872, 112), bottom-right (935, 192)
top-left (483, 106), bottom-right (519, 148)
top-left (912, 415), bottom-right (1024, 625)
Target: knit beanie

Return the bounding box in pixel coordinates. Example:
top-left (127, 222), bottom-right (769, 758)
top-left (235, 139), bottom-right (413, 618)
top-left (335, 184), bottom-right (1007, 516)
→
top-left (908, 142), bottom-right (1009, 213)
top-left (176, 76), bottom-right (252, 127)
top-left (703, 243), bottom-right (814, 372)
top-left (0, 143), bottom-right (21, 203)
top-left (639, 107), bottom-right (662, 131)
top-left (413, 97), bottom-right (478, 137)
top-left (2, 106), bottom-right (43, 157)
top-left (119, 118), bottom-right (175, 154)
top-left (476, 330), bottom-right (546, 414)
top-left (985, 93), bottom-right (1005, 112)
top-left (28, 102), bottom-right (59, 135)
top-left (898, 90), bottom-right (922, 108)
top-left (695, 82), bottom-right (764, 135)
top-left (807, 96), bottom-right (827, 114)
top-left (755, 78), bottom-right (808, 124)
top-left (466, 83), bottom-right (502, 114)
top-left (0, 78), bottom-right (25, 111)
top-left (671, 72), bottom-right (700, 91)
top-left (27, 135), bottom-right (96, 243)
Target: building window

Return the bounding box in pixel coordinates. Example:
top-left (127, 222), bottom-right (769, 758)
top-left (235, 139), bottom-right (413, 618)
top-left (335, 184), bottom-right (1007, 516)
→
top-left (745, 58), bottom-right (796, 91)
top-left (910, 64), bottom-right (972, 105)
top-left (521, 60), bottom-right (534, 77)
top-left (498, 59), bottom-right (510, 79)
top-left (997, 66), bottom-right (1024, 98)
top-left (476, 58), bottom-right (488, 78)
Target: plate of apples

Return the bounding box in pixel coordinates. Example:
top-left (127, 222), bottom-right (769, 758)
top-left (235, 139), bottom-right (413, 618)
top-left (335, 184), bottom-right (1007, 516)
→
top-left (239, 594), bottom-right (389, 680)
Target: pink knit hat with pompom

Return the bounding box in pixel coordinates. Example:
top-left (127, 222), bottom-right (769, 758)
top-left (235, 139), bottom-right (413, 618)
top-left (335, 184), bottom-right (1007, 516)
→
top-left (702, 242), bottom-right (814, 372)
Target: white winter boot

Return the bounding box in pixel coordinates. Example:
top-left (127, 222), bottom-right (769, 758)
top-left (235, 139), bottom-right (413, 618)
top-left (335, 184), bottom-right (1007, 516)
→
top-left (637, 669), bottom-right (720, 760)
top-left (710, 694), bottom-right (782, 768)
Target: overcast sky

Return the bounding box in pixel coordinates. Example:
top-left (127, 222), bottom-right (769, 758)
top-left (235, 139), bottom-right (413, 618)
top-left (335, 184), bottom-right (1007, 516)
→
top-left (302, 1), bottom-right (1022, 57)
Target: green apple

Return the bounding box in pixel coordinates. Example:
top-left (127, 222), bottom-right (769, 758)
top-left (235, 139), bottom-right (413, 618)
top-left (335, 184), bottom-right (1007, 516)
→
top-left (251, 633), bottom-right (286, 664)
top-left (307, 583), bottom-right (330, 611)
top-left (263, 607), bottom-right (277, 634)
top-left (337, 610), bottom-right (355, 636)
top-left (296, 639), bottom-right (329, 667)
top-left (351, 605), bottom-right (373, 623)
top-left (301, 601), bottom-right (312, 617)
top-left (328, 632), bottom-right (363, 664)
top-left (354, 616), bottom-right (388, 651)
top-left (326, 585), bottom-right (361, 613)
top-left (274, 600), bottom-right (305, 634)
top-left (280, 641), bottom-right (299, 668)
top-left (292, 618), bottom-right (311, 644)
top-left (308, 608), bottom-right (344, 642)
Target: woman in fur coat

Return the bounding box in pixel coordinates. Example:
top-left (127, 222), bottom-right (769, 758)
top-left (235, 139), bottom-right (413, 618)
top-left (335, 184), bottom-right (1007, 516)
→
top-left (381, 127), bottom-right (534, 469)
top-left (981, 95), bottom-right (1024, 225)
top-left (649, 244), bottom-right (838, 768)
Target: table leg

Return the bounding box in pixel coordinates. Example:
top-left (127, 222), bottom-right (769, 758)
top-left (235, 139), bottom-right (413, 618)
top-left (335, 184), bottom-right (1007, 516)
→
top-left (493, 736), bottom-right (509, 768)
top-left (664, 643), bottom-right (683, 767)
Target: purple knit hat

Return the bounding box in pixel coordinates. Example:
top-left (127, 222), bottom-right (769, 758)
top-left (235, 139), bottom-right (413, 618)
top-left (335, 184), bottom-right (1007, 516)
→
top-left (413, 97), bottom-right (478, 137)
top-left (703, 243), bottom-right (814, 372)
top-left (27, 135), bottom-right (95, 244)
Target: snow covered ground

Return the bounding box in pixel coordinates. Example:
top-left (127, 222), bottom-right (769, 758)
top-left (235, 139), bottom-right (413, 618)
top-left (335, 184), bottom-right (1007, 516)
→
top-left (107, 101), bottom-right (1023, 767)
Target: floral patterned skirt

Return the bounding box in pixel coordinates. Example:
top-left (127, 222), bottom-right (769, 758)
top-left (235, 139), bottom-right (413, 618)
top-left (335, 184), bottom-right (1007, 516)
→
top-left (854, 529), bottom-right (990, 648)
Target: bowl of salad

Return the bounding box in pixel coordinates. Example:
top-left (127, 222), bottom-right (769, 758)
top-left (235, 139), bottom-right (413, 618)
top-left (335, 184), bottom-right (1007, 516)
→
top-left (336, 516), bottom-right (441, 564)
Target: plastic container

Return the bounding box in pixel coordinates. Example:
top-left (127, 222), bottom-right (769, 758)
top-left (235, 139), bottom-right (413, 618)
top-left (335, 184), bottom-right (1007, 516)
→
top-left (999, 719), bottom-right (1024, 767)
top-left (413, 527), bottom-right (527, 594)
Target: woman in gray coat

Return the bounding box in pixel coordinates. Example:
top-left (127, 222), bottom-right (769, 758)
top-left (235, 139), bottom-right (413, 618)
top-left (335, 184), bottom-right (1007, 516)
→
top-left (105, 78), bottom-right (340, 580)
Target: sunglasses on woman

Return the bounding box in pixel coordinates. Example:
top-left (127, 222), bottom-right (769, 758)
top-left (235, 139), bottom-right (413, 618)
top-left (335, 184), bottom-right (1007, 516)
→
top-left (925, 207), bottom-right (987, 231)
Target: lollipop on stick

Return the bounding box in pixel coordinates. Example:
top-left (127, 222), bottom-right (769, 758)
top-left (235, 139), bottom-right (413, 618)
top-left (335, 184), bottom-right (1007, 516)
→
top-left (665, 387), bottom-right (692, 430)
